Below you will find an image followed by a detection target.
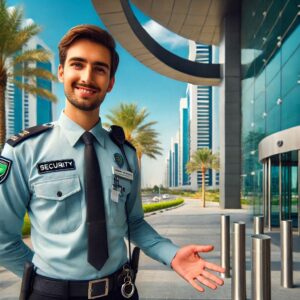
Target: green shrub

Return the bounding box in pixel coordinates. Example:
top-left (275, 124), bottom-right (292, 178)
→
top-left (22, 213), bottom-right (31, 237)
top-left (143, 198), bottom-right (184, 213)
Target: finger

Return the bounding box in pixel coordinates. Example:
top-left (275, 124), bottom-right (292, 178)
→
top-left (203, 261), bottom-right (225, 273)
top-left (195, 275), bottom-right (217, 290)
top-left (187, 278), bottom-right (204, 293)
top-left (192, 245), bottom-right (214, 253)
top-left (201, 270), bottom-right (224, 286)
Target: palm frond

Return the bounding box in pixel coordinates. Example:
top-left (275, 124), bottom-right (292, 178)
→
top-left (13, 80), bottom-right (57, 102)
top-left (186, 148), bottom-right (219, 174)
top-left (105, 103), bottom-right (162, 162)
top-left (6, 24), bottom-right (40, 55)
top-left (12, 49), bottom-right (52, 66)
top-left (13, 67), bottom-right (57, 82)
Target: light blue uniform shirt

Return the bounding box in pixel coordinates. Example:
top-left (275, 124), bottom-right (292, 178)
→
top-left (0, 112), bottom-right (179, 279)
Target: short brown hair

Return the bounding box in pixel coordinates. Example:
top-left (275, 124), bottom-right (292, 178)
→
top-left (58, 24), bottom-right (119, 78)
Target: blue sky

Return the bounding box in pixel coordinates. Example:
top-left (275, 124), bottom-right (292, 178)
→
top-left (8, 0), bottom-right (189, 187)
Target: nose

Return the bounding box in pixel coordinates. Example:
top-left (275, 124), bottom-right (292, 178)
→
top-left (81, 65), bottom-right (93, 84)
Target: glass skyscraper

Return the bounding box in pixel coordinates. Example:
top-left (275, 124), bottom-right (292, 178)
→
top-left (187, 42), bottom-right (213, 190)
top-left (179, 97), bottom-right (189, 186)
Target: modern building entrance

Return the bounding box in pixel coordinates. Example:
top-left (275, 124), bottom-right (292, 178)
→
top-left (259, 127), bottom-right (300, 233)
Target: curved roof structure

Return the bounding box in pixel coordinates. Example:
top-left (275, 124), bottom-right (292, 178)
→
top-left (131, 0), bottom-right (233, 45)
top-left (92, 0), bottom-right (230, 85)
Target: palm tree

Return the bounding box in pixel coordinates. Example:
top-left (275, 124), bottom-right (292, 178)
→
top-left (186, 148), bottom-right (219, 208)
top-left (104, 103), bottom-right (162, 168)
top-left (0, 0), bottom-right (57, 150)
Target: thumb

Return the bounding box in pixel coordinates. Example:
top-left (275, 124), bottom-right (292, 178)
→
top-left (192, 245), bottom-right (214, 253)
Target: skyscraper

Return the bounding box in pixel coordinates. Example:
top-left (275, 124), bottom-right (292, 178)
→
top-left (179, 97), bottom-right (189, 187)
top-left (187, 41), bottom-right (213, 190)
top-left (5, 36), bottom-right (56, 138)
top-left (167, 134), bottom-right (179, 188)
top-left (166, 43), bottom-right (220, 190)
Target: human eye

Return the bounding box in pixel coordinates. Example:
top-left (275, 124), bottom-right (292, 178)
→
top-left (70, 62), bottom-right (83, 69)
top-left (94, 66), bottom-right (107, 74)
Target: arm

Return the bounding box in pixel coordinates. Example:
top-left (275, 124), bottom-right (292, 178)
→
top-left (0, 144), bottom-right (34, 277)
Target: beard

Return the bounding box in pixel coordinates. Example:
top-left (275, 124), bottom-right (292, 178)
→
top-left (65, 91), bottom-right (105, 112)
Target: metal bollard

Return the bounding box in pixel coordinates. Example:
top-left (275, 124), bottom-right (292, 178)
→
top-left (253, 215), bottom-right (264, 234)
top-left (251, 234), bottom-right (271, 300)
top-left (232, 222), bottom-right (246, 300)
top-left (220, 215), bottom-right (230, 278)
top-left (281, 220), bottom-right (293, 288)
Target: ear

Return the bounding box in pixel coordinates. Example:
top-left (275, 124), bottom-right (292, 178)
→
top-left (58, 64), bottom-right (64, 83)
top-left (107, 77), bottom-right (115, 93)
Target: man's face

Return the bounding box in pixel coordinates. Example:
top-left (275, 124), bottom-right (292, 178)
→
top-left (58, 39), bottom-right (115, 112)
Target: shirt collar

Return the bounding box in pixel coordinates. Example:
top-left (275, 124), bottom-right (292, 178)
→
top-left (58, 112), bottom-right (105, 148)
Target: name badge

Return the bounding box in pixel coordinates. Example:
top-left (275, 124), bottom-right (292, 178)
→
top-left (111, 189), bottom-right (120, 203)
top-left (112, 167), bottom-right (133, 181)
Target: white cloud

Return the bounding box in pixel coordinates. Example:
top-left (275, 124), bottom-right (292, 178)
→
top-left (7, 6), bottom-right (35, 28)
top-left (23, 18), bottom-right (35, 27)
top-left (143, 20), bottom-right (188, 49)
top-left (7, 6), bottom-right (16, 14)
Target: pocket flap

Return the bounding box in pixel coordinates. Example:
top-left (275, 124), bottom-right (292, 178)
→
top-left (34, 176), bottom-right (81, 200)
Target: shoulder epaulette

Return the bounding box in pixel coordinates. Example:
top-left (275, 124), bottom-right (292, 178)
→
top-left (109, 125), bottom-right (136, 151)
top-left (6, 123), bottom-right (54, 147)
top-left (124, 140), bottom-right (136, 151)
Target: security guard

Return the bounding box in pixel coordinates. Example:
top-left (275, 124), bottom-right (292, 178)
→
top-left (0, 25), bottom-right (225, 300)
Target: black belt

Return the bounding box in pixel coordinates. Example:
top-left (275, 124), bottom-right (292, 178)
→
top-left (33, 273), bottom-right (116, 299)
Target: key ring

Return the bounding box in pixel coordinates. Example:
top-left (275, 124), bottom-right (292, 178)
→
top-left (121, 281), bottom-right (135, 298)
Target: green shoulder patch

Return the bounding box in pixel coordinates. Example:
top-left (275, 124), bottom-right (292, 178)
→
top-left (6, 123), bottom-right (53, 147)
top-left (0, 156), bottom-right (12, 184)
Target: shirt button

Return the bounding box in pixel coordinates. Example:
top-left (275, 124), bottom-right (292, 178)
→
top-left (57, 191), bottom-right (63, 197)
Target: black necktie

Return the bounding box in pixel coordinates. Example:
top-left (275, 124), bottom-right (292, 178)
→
top-left (82, 131), bottom-right (108, 270)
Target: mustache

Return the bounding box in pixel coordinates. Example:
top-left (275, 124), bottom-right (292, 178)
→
top-left (74, 83), bottom-right (100, 91)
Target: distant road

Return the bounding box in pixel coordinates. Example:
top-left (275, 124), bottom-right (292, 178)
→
top-left (141, 194), bottom-right (178, 203)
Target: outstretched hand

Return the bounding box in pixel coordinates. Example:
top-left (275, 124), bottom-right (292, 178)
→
top-left (171, 245), bottom-right (225, 293)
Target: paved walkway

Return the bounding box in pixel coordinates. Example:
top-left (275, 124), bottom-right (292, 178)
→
top-left (1, 199), bottom-right (300, 299)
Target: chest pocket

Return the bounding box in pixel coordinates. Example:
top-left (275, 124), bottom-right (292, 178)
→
top-left (107, 176), bottom-right (132, 226)
top-left (32, 175), bottom-right (82, 234)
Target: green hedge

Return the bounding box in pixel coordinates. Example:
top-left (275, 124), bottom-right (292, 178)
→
top-left (142, 198), bottom-right (184, 213)
top-left (22, 213), bottom-right (31, 237)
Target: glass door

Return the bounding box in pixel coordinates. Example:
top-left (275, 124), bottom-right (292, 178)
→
top-left (281, 151), bottom-right (298, 228)
top-left (270, 155), bottom-right (280, 227)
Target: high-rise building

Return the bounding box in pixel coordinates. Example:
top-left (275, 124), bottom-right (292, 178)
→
top-left (5, 36), bottom-right (56, 138)
top-left (166, 43), bottom-right (220, 190)
top-left (179, 97), bottom-right (189, 187)
top-left (212, 47), bottom-right (220, 189)
top-left (167, 149), bottom-right (173, 187)
top-left (172, 134), bottom-right (179, 187)
top-left (187, 41), bottom-right (213, 190)
top-left (167, 133), bottom-right (179, 188)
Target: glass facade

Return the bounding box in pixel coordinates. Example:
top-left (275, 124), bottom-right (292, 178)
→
top-left (241, 0), bottom-right (300, 227)
top-left (182, 107), bottom-right (189, 185)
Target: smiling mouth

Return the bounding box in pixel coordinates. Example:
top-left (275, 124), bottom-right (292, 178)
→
top-left (74, 84), bottom-right (99, 95)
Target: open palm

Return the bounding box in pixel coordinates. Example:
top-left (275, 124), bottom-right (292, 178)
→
top-left (171, 245), bottom-right (225, 292)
